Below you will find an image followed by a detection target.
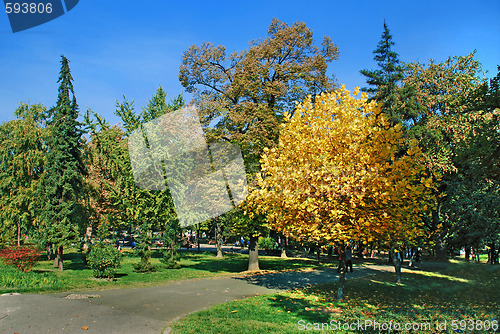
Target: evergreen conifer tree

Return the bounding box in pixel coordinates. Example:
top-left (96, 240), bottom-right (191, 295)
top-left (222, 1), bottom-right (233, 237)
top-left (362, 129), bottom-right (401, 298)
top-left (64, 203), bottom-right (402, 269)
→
top-left (360, 21), bottom-right (403, 125)
top-left (42, 56), bottom-right (86, 271)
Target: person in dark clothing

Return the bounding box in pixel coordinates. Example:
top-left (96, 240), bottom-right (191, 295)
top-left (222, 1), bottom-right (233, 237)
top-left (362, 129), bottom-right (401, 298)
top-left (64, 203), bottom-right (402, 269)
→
top-left (337, 246), bottom-right (354, 273)
top-left (345, 246), bottom-right (353, 273)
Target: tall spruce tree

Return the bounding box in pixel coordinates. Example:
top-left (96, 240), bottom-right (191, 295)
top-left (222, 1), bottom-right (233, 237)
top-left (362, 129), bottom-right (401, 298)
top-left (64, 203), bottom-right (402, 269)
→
top-left (360, 21), bottom-right (403, 125)
top-left (42, 56), bottom-right (86, 271)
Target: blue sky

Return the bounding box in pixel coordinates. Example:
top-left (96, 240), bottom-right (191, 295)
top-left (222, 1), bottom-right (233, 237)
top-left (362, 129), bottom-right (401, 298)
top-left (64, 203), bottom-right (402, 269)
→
top-left (0, 0), bottom-right (499, 126)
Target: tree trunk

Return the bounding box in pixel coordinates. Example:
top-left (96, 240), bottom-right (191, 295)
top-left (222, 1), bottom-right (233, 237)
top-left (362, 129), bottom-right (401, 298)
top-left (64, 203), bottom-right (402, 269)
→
top-left (327, 246), bottom-right (333, 260)
top-left (57, 246), bottom-right (64, 271)
top-left (316, 244), bottom-right (321, 264)
top-left (309, 245), bottom-right (315, 254)
top-left (337, 245), bottom-right (346, 301)
top-left (53, 245), bottom-right (59, 268)
top-left (17, 219), bottom-right (21, 246)
top-left (432, 207), bottom-right (448, 261)
top-left (170, 239), bottom-right (175, 261)
top-left (197, 224), bottom-right (201, 252)
top-left (280, 234), bottom-right (287, 258)
top-left (465, 246), bottom-right (471, 260)
top-left (356, 245), bottom-right (364, 258)
top-left (390, 248), bottom-right (402, 284)
top-left (215, 220), bottom-right (223, 258)
top-left (434, 239), bottom-right (448, 262)
top-left (248, 235), bottom-right (260, 271)
top-left (488, 243), bottom-right (497, 264)
top-left (408, 248), bottom-right (415, 267)
top-left (47, 244), bottom-right (52, 261)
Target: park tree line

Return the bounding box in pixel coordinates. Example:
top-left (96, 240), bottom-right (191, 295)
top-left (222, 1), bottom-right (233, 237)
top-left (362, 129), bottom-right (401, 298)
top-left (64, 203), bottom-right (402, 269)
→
top-left (0, 20), bottom-right (498, 296)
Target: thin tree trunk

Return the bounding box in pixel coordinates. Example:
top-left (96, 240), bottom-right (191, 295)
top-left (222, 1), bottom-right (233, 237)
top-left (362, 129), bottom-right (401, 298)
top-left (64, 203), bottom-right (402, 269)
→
top-left (337, 244), bottom-right (346, 301)
top-left (248, 235), bottom-right (260, 271)
top-left (432, 206), bottom-right (448, 261)
top-left (465, 246), bottom-right (471, 260)
top-left (17, 219), bottom-right (21, 246)
top-left (215, 219), bottom-right (223, 258)
top-left (170, 239), bottom-right (175, 261)
top-left (390, 247), bottom-right (402, 284)
top-left (197, 224), bottom-right (200, 252)
top-left (280, 234), bottom-right (287, 258)
top-left (53, 245), bottom-right (59, 268)
top-left (327, 246), bottom-right (333, 260)
top-left (488, 243), bottom-right (496, 264)
top-left (408, 248), bottom-right (415, 267)
top-left (316, 244), bottom-right (321, 264)
top-left (57, 246), bottom-right (64, 271)
top-left (47, 244), bottom-right (52, 261)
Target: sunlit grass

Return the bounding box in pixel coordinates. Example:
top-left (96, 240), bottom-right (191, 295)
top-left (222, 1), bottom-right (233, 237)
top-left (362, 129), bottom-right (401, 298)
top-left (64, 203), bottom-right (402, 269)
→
top-left (172, 262), bottom-right (500, 334)
top-left (0, 248), bottom-right (327, 294)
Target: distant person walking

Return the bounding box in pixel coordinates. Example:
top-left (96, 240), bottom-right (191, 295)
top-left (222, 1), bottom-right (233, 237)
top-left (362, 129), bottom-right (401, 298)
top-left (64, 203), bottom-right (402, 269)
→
top-left (337, 246), bottom-right (353, 274)
top-left (346, 246), bottom-right (353, 273)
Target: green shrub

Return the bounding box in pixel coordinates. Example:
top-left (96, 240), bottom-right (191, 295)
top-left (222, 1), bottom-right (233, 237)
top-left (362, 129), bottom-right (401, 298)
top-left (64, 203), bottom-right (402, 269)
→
top-left (161, 252), bottom-right (181, 269)
top-left (133, 258), bottom-right (157, 272)
top-left (258, 237), bottom-right (276, 250)
top-left (162, 257), bottom-right (181, 269)
top-left (86, 243), bottom-right (122, 279)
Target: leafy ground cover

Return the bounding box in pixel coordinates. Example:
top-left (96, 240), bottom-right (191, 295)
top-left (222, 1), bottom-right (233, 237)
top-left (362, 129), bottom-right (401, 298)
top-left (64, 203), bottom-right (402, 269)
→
top-left (0, 249), bottom-right (328, 294)
top-left (171, 260), bottom-right (500, 334)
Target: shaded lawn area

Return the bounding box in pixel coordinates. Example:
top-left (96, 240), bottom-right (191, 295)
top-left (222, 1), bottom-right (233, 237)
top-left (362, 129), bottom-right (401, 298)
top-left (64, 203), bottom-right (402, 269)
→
top-left (171, 260), bottom-right (500, 334)
top-left (0, 249), bottom-right (329, 294)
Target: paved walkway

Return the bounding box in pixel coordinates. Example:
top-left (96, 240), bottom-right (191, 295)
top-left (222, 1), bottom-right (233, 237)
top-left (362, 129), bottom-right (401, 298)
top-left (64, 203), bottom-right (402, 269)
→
top-left (0, 264), bottom-right (397, 334)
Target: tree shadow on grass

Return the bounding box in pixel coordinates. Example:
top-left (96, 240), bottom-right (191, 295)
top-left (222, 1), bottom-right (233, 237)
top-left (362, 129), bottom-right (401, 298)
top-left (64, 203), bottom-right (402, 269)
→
top-left (65, 257), bottom-right (88, 271)
top-left (180, 252), bottom-right (248, 273)
top-left (233, 266), bottom-right (381, 291)
top-left (266, 295), bottom-right (332, 324)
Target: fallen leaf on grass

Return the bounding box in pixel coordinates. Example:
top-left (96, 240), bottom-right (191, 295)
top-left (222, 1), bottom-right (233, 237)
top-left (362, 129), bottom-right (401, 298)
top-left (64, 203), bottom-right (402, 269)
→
top-left (305, 307), bottom-right (342, 314)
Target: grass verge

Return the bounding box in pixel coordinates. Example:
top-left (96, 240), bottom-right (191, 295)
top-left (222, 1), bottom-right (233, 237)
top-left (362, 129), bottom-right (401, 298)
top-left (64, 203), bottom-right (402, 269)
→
top-left (0, 249), bottom-right (328, 294)
top-left (171, 260), bottom-right (500, 334)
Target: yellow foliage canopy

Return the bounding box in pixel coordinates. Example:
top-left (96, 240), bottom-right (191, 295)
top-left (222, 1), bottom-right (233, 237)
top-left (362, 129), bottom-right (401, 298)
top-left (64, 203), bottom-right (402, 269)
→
top-left (247, 86), bottom-right (436, 245)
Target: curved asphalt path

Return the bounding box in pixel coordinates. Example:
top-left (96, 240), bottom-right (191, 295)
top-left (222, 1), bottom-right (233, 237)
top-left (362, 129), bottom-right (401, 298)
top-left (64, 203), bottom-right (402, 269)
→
top-left (0, 264), bottom-right (396, 334)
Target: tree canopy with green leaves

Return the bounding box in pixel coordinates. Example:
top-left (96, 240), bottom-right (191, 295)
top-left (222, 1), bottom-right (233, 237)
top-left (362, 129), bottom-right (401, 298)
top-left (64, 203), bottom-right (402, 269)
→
top-left (0, 104), bottom-right (48, 245)
top-left (179, 18), bottom-right (340, 270)
top-left (179, 18), bottom-right (339, 169)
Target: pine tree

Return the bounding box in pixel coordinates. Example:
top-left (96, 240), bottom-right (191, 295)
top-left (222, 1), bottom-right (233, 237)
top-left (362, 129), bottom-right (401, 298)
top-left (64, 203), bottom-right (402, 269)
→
top-left (360, 21), bottom-right (403, 125)
top-left (42, 56), bottom-right (86, 271)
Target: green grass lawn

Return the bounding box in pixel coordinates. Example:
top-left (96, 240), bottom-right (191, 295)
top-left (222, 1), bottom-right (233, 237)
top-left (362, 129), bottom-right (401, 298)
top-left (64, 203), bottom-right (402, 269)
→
top-left (0, 248), bottom-right (328, 294)
top-left (171, 260), bottom-right (500, 334)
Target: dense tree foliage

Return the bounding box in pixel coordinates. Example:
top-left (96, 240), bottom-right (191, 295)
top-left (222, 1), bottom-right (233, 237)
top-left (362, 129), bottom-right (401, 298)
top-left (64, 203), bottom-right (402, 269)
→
top-left (84, 88), bottom-right (185, 270)
top-left (179, 18), bottom-right (340, 270)
top-left (0, 104), bottom-right (47, 245)
top-left (248, 86), bottom-right (436, 297)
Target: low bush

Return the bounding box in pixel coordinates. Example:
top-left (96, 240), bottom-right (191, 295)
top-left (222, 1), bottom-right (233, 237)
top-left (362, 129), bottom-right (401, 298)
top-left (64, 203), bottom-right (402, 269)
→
top-left (133, 257), bottom-right (157, 272)
top-left (161, 252), bottom-right (181, 269)
top-left (86, 243), bottom-right (122, 278)
top-left (258, 237), bottom-right (277, 250)
top-left (0, 245), bottom-right (41, 272)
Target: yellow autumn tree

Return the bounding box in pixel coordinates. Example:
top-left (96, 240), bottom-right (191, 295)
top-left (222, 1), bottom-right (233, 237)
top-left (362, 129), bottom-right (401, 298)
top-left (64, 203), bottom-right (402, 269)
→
top-left (247, 86), bottom-right (436, 299)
